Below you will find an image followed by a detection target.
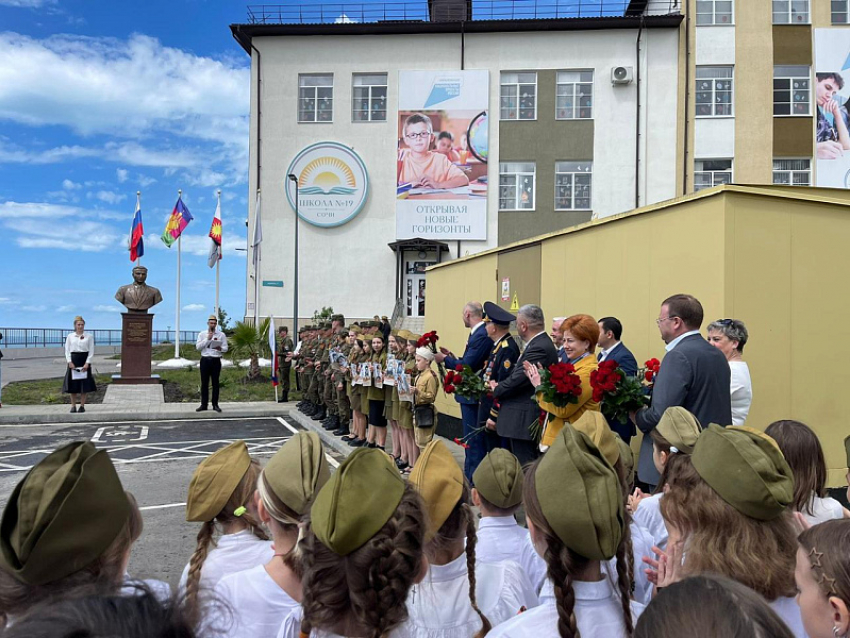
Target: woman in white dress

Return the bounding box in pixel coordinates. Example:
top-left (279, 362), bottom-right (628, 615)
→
top-left (180, 441), bottom-right (272, 626)
top-left (489, 423), bottom-right (643, 638)
top-left (705, 319), bottom-right (752, 425)
top-left (63, 315), bottom-right (96, 413)
top-left (765, 419), bottom-right (850, 525)
top-left (213, 432), bottom-right (330, 638)
top-left (656, 425), bottom-right (807, 637)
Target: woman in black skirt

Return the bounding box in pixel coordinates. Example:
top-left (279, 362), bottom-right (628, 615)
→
top-left (63, 315), bottom-right (96, 413)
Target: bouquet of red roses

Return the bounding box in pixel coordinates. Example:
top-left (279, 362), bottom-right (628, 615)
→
top-left (443, 363), bottom-right (486, 399)
top-left (416, 331), bottom-right (439, 352)
top-left (537, 362), bottom-right (583, 407)
top-left (589, 358), bottom-right (659, 424)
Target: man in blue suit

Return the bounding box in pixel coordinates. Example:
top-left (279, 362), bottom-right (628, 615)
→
top-left (597, 316), bottom-right (639, 443)
top-left (435, 301), bottom-right (491, 482)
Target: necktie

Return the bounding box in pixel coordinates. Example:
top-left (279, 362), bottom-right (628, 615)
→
top-left (597, 351), bottom-right (604, 362)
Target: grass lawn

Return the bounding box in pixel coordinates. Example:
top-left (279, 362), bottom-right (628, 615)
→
top-left (2, 368), bottom-right (302, 405)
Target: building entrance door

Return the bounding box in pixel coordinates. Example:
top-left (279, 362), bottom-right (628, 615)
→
top-left (406, 274), bottom-right (426, 317)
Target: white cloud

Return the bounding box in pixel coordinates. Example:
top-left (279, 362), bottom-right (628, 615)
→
top-left (21, 304), bottom-right (47, 312)
top-left (116, 168), bottom-right (128, 183)
top-left (62, 179), bottom-right (81, 190)
top-left (0, 204), bottom-right (124, 252)
top-left (0, 0), bottom-right (56, 6)
top-left (92, 190), bottom-right (127, 205)
top-left (0, 298), bottom-right (17, 305)
top-left (92, 304), bottom-right (123, 313)
top-left (56, 305), bottom-right (75, 312)
top-left (0, 201), bottom-right (81, 219)
top-left (183, 303), bottom-right (207, 311)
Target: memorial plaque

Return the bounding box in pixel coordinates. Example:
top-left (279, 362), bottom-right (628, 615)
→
top-left (113, 312), bottom-right (159, 385)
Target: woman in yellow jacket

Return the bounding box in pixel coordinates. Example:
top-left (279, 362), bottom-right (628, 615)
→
top-left (524, 314), bottom-right (601, 449)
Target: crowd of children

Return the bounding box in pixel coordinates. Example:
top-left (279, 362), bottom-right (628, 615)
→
top-left (0, 410), bottom-right (849, 638)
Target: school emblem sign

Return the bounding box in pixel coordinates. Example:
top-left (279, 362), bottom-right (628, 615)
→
top-left (285, 141), bottom-right (369, 227)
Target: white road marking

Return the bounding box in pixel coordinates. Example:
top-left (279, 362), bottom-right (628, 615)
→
top-left (277, 417), bottom-right (339, 468)
top-left (0, 416), bottom-right (278, 429)
top-left (91, 425), bottom-right (149, 443)
top-left (139, 502), bottom-right (186, 511)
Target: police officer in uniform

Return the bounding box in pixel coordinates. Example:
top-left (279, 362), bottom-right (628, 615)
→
top-left (479, 302), bottom-right (521, 459)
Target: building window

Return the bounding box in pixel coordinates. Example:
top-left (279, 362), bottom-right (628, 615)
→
top-left (298, 74), bottom-right (333, 123)
top-left (499, 162), bottom-right (535, 210)
top-left (554, 162), bottom-right (592, 210)
top-left (696, 0), bottom-right (734, 25)
top-left (694, 159), bottom-right (733, 191)
top-left (696, 66), bottom-right (734, 117)
top-left (773, 0), bottom-right (809, 23)
top-left (833, 0), bottom-right (850, 23)
top-left (500, 72), bottom-right (537, 120)
top-left (352, 74), bottom-right (387, 122)
top-left (773, 159), bottom-right (811, 185)
top-left (774, 66), bottom-right (811, 116)
top-left (556, 70), bottom-right (593, 119)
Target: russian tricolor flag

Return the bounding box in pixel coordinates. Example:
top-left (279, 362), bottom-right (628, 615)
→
top-left (129, 195), bottom-right (144, 261)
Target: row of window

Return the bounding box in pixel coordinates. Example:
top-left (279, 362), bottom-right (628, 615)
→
top-left (694, 158), bottom-right (812, 190)
top-left (695, 65), bottom-right (813, 118)
top-left (696, 0), bottom-right (850, 25)
top-left (297, 71), bottom-right (595, 123)
top-left (498, 162), bottom-right (592, 211)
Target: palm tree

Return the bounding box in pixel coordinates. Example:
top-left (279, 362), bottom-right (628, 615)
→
top-left (229, 318), bottom-right (271, 380)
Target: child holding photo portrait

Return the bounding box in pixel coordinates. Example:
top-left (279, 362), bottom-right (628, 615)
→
top-left (398, 113), bottom-right (469, 189)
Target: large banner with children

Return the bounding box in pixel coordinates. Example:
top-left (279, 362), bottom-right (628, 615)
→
top-left (396, 70), bottom-right (489, 240)
top-left (815, 29), bottom-right (850, 188)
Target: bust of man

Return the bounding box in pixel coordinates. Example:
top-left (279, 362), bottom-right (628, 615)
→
top-left (115, 266), bottom-right (163, 312)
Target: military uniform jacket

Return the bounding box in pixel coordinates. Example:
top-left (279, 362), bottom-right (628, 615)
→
top-left (477, 334), bottom-right (521, 428)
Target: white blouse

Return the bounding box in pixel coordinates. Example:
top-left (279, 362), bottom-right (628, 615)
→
top-left (802, 493), bottom-right (846, 526)
top-left (178, 529), bottom-right (274, 596)
top-left (632, 492), bottom-right (668, 551)
top-left (729, 360), bottom-right (753, 426)
top-left (476, 516), bottom-right (548, 593)
top-left (65, 332), bottom-right (94, 364)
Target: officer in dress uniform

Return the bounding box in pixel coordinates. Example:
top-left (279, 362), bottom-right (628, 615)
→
top-left (478, 302), bottom-right (521, 458)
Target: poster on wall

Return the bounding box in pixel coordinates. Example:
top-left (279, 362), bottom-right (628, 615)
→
top-left (396, 70), bottom-right (489, 240)
top-left (814, 29), bottom-right (850, 188)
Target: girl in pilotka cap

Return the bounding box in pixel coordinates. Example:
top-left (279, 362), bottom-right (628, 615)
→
top-left (212, 432), bottom-right (330, 638)
top-left (488, 422), bottom-right (642, 638)
top-left (180, 441), bottom-right (272, 624)
top-left (277, 447), bottom-right (428, 638)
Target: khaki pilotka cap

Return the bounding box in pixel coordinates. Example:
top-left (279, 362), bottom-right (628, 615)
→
top-left (656, 407), bottom-right (702, 454)
top-left (186, 441), bottom-right (251, 522)
top-left (311, 448), bottom-right (405, 556)
top-left (536, 423), bottom-right (624, 561)
top-left (692, 424), bottom-right (794, 521)
top-left (0, 441), bottom-right (131, 586)
top-left (397, 330), bottom-right (412, 340)
top-left (264, 432), bottom-right (330, 516)
top-left (473, 449), bottom-right (523, 509)
top-left (572, 412), bottom-right (619, 467)
top-left (409, 440), bottom-right (464, 541)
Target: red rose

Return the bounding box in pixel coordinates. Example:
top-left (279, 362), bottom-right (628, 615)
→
top-left (445, 384), bottom-right (456, 393)
top-left (592, 389), bottom-right (604, 403)
top-left (453, 372), bottom-right (463, 384)
top-left (645, 370), bottom-right (654, 382)
top-left (455, 364), bottom-right (463, 372)
top-left (571, 387), bottom-right (582, 397)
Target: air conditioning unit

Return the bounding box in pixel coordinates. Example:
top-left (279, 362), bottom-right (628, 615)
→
top-left (611, 66), bottom-right (634, 85)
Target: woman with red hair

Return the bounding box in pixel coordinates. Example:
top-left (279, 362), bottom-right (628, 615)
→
top-left (524, 314), bottom-right (600, 449)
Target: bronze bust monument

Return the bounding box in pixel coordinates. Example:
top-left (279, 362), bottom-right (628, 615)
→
top-left (115, 266), bottom-right (163, 312)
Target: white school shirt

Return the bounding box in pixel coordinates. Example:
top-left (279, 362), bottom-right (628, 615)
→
top-left (802, 493), bottom-right (845, 526)
top-left (210, 564), bottom-right (299, 638)
top-left (121, 574), bottom-right (172, 602)
top-left (770, 596), bottom-right (808, 638)
top-left (276, 606), bottom-right (404, 638)
top-left (196, 329), bottom-right (229, 358)
top-left (394, 554), bottom-right (538, 638)
top-left (476, 516), bottom-right (548, 593)
top-left (729, 360), bottom-right (753, 425)
top-left (488, 579), bottom-right (645, 638)
top-left (632, 492), bottom-right (668, 551)
top-left (65, 332), bottom-right (95, 364)
top-left (178, 529), bottom-right (274, 595)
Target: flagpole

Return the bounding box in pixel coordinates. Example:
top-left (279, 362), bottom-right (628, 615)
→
top-left (175, 189), bottom-right (182, 360)
top-left (136, 191), bottom-right (141, 268)
top-left (253, 188), bottom-right (261, 328)
top-left (215, 189), bottom-right (221, 320)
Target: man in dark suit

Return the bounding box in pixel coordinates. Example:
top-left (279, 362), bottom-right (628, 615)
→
top-left (489, 304), bottom-right (558, 465)
top-left (597, 316), bottom-right (639, 443)
top-left (435, 301), bottom-right (492, 482)
top-left (478, 302), bottom-right (521, 463)
top-left (632, 294), bottom-right (732, 489)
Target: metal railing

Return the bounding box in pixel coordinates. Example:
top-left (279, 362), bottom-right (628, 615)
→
top-left (390, 298), bottom-right (405, 329)
top-left (0, 328), bottom-right (197, 349)
top-left (246, 0), bottom-right (679, 24)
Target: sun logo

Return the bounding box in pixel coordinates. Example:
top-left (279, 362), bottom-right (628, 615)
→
top-left (299, 157), bottom-right (357, 195)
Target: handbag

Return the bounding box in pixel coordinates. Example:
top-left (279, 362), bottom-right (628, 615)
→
top-left (414, 404), bottom-right (434, 428)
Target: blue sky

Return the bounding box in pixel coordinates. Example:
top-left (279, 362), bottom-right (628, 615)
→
top-left (0, 0), bottom-right (254, 331)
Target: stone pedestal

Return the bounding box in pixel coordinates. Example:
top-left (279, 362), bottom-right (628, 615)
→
top-left (112, 312), bottom-right (160, 385)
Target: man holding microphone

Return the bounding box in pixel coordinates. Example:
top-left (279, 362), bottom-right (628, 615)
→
top-left (196, 314), bottom-right (228, 412)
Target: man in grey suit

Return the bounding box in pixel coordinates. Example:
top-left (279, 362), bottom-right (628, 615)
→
top-left (632, 294), bottom-right (732, 489)
top-left (488, 304), bottom-right (558, 465)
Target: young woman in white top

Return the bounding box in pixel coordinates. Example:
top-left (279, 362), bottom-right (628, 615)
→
top-left (212, 432), bottom-right (330, 638)
top-left (765, 420), bottom-right (850, 526)
top-left (796, 519), bottom-right (850, 638)
top-left (63, 315), bottom-right (96, 413)
top-left (489, 424), bottom-right (642, 638)
top-left (401, 440), bottom-right (538, 638)
top-left (179, 441), bottom-right (272, 627)
top-left (705, 318), bottom-right (752, 425)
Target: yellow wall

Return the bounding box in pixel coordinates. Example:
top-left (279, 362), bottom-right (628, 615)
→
top-left (425, 186), bottom-right (850, 485)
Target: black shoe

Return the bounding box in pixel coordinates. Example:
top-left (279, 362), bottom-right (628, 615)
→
top-left (278, 398), bottom-right (285, 403)
top-left (349, 438), bottom-right (366, 447)
top-left (311, 410), bottom-right (326, 421)
top-left (78, 407), bottom-right (85, 413)
top-left (366, 442), bottom-right (378, 449)
top-left (196, 406), bottom-right (207, 412)
top-left (395, 457), bottom-right (408, 470)
top-left (213, 406), bottom-right (222, 413)
top-left (282, 393), bottom-right (289, 402)
top-left (70, 406), bottom-right (77, 413)
top-left (333, 426), bottom-right (350, 437)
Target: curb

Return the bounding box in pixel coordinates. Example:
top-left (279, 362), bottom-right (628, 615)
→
top-left (287, 409), bottom-right (354, 459)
